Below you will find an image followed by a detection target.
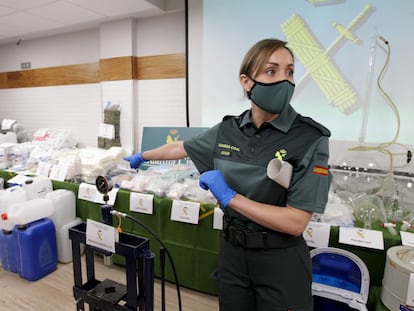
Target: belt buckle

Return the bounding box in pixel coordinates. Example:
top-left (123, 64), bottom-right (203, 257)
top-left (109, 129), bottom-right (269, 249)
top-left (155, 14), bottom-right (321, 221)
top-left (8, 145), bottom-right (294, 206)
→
top-left (228, 226), bottom-right (245, 247)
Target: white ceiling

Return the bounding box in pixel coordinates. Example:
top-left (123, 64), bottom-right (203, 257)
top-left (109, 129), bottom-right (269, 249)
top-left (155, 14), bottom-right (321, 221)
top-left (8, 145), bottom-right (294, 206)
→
top-left (0, 0), bottom-right (184, 45)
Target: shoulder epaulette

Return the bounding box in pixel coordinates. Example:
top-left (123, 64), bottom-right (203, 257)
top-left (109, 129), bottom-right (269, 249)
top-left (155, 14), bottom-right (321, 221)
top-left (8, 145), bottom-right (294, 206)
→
top-left (223, 109), bottom-right (250, 122)
top-left (223, 114), bottom-right (238, 121)
top-left (299, 115), bottom-right (331, 136)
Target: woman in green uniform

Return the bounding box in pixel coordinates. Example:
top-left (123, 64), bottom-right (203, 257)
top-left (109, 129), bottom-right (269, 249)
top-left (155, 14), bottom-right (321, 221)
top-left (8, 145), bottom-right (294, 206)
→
top-left (125, 38), bottom-right (331, 311)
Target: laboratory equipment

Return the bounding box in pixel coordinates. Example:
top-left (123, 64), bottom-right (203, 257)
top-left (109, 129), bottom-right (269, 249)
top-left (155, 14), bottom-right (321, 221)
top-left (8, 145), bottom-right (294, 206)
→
top-left (354, 194), bottom-right (382, 229)
top-left (381, 246), bottom-right (414, 310)
top-left (311, 247), bottom-right (369, 311)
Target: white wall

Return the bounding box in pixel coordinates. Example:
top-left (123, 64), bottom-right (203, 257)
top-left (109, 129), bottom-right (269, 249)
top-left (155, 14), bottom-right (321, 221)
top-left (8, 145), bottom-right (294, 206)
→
top-left (0, 11), bottom-right (186, 151)
top-left (134, 12), bottom-right (188, 149)
top-left (100, 19), bottom-right (136, 58)
top-left (0, 29), bottom-right (102, 148)
top-left (136, 13), bottom-right (186, 56)
top-left (0, 84), bottom-right (101, 148)
top-left (0, 28), bottom-right (100, 71)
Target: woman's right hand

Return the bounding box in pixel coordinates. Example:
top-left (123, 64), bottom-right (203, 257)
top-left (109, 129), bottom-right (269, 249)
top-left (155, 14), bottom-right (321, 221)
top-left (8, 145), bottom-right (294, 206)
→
top-left (124, 152), bottom-right (145, 169)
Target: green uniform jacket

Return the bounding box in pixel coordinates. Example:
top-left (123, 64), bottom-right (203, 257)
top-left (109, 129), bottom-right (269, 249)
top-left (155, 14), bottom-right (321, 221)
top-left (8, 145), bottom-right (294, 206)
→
top-left (184, 105), bottom-right (331, 232)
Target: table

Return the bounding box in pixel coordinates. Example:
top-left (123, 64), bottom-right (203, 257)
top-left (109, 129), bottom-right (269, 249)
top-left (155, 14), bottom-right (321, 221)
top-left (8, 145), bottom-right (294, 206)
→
top-left (0, 171), bottom-right (402, 309)
top-left (50, 179), bottom-right (221, 295)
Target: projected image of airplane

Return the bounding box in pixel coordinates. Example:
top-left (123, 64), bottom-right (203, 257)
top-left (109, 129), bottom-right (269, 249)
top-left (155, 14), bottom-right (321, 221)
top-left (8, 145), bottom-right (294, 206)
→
top-left (281, 4), bottom-right (374, 114)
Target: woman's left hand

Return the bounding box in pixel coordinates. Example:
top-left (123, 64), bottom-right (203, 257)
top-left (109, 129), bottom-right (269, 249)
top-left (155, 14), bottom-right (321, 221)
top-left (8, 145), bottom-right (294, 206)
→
top-left (199, 170), bottom-right (236, 208)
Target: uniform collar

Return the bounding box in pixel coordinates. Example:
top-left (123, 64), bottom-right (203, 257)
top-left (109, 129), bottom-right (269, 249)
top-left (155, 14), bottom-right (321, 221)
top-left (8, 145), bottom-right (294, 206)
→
top-left (239, 104), bottom-right (297, 133)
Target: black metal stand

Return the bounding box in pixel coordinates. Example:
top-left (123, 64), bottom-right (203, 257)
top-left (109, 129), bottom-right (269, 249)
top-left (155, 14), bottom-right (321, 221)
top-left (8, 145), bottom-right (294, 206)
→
top-left (69, 222), bottom-right (155, 310)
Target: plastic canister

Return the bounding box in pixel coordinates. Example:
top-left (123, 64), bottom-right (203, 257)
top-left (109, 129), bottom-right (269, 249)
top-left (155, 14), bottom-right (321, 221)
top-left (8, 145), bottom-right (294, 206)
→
top-left (0, 229), bottom-right (19, 273)
top-left (381, 246), bottom-right (414, 310)
top-left (22, 176), bottom-right (53, 200)
top-left (15, 218), bottom-right (57, 281)
top-left (0, 185), bottom-right (27, 231)
top-left (46, 189), bottom-right (76, 228)
top-left (5, 197), bottom-right (54, 226)
top-left (55, 217), bottom-right (82, 263)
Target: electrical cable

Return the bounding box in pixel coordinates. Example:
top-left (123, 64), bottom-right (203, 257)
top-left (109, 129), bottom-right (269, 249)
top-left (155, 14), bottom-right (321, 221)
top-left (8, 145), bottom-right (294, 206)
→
top-left (377, 35), bottom-right (399, 145)
top-left (184, 0), bottom-right (189, 127)
top-left (349, 35), bottom-right (412, 172)
top-left (111, 210), bottom-right (183, 311)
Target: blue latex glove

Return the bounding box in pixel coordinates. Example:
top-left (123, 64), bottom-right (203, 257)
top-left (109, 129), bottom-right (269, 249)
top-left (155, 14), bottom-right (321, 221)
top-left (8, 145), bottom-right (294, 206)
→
top-left (124, 152), bottom-right (146, 169)
top-left (199, 170), bottom-right (236, 208)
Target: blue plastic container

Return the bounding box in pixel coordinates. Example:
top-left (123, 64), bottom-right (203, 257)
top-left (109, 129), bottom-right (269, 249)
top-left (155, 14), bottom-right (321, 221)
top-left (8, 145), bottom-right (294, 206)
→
top-left (14, 218), bottom-right (57, 281)
top-left (0, 228), bottom-right (19, 273)
top-left (311, 247), bottom-right (370, 311)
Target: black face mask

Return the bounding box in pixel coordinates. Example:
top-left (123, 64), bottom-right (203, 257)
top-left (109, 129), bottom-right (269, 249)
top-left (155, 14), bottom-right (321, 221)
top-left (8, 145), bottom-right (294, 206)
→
top-left (247, 79), bottom-right (295, 114)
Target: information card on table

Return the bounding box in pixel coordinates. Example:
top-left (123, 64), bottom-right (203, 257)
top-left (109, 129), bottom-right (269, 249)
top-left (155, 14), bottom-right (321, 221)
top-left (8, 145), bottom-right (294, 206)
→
top-left (170, 200), bottom-right (200, 224)
top-left (400, 231), bottom-right (414, 248)
top-left (303, 221), bottom-right (331, 248)
top-left (339, 227), bottom-right (384, 250)
top-left (130, 192), bottom-right (154, 215)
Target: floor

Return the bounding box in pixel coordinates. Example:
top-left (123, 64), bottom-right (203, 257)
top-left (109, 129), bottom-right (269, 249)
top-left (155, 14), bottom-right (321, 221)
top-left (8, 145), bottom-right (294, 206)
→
top-left (0, 254), bottom-right (219, 311)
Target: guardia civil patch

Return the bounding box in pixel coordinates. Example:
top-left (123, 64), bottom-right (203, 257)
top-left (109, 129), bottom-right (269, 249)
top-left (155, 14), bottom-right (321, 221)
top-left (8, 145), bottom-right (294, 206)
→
top-left (312, 165), bottom-right (328, 176)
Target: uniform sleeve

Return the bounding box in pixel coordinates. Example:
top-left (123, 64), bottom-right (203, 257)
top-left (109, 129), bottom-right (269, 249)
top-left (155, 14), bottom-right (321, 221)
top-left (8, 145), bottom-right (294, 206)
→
top-left (287, 135), bottom-right (332, 213)
top-left (183, 124), bottom-right (220, 173)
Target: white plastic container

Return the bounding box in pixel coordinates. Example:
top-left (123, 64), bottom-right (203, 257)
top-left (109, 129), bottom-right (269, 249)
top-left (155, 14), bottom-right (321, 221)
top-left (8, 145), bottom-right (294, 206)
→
top-left (22, 175), bottom-right (53, 200)
top-left (46, 189), bottom-right (76, 228)
top-left (381, 246), bottom-right (414, 310)
top-left (0, 186), bottom-right (27, 231)
top-left (0, 146), bottom-right (6, 169)
top-left (0, 132), bottom-right (17, 144)
top-left (55, 217), bottom-right (82, 263)
top-left (12, 144), bottom-right (29, 169)
top-left (5, 197), bottom-right (54, 226)
top-left (1, 142), bottom-right (15, 168)
top-left (0, 185), bottom-right (27, 207)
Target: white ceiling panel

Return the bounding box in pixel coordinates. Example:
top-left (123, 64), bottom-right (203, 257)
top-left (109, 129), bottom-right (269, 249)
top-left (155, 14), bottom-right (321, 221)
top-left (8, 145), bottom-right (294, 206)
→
top-left (0, 0), bottom-right (56, 10)
top-left (0, 11), bottom-right (61, 30)
top-left (68, 0), bottom-right (158, 17)
top-left (0, 23), bottom-right (27, 38)
top-left (0, 5), bottom-right (15, 16)
top-left (29, 1), bottom-right (103, 24)
top-left (0, 0), bottom-right (184, 46)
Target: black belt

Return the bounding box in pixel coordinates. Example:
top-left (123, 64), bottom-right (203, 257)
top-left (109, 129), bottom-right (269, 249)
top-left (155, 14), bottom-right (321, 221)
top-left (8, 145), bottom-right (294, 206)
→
top-left (223, 218), bottom-right (302, 249)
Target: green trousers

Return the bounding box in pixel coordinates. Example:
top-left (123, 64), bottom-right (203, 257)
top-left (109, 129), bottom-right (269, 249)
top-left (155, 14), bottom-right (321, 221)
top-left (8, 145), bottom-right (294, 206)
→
top-left (217, 234), bottom-right (313, 311)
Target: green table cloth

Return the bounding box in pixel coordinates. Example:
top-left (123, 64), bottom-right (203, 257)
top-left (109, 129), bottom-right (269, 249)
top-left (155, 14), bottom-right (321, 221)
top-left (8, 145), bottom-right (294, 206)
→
top-left (0, 170), bottom-right (404, 308)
